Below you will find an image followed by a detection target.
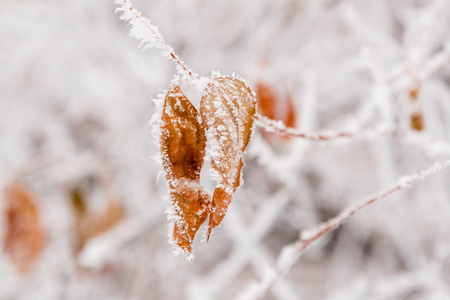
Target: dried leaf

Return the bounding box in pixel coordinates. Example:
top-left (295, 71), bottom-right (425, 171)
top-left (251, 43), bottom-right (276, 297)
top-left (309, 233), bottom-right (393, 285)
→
top-left (410, 111), bottom-right (424, 132)
top-left (160, 85), bottom-right (210, 259)
top-left (255, 82), bottom-right (278, 121)
top-left (71, 186), bottom-right (87, 218)
top-left (70, 186), bottom-right (125, 254)
top-left (200, 76), bottom-right (256, 239)
top-left (3, 183), bottom-right (44, 273)
top-left (408, 82), bottom-right (424, 131)
top-left (255, 82), bottom-right (297, 145)
top-left (285, 94), bottom-right (298, 129)
top-left (408, 85), bottom-right (420, 100)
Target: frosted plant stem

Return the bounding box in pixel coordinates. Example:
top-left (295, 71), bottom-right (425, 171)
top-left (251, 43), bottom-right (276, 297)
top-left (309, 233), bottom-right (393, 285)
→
top-left (423, 42), bottom-right (450, 79)
top-left (236, 159), bottom-right (450, 300)
top-left (115, 0), bottom-right (198, 80)
top-left (255, 114), bottom-right (395, 141)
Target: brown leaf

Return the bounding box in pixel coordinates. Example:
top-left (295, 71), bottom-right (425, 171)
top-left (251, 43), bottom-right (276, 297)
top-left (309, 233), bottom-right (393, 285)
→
top-left (71, 186), bottom-right (125, 254)
top-left (410, 111), bottom-right (424, 132)
top-left (255, 82), bottom-right (277, 121)
top-left (408, 81), bottom-right (424, 131)
top-left (285, 93), bottom-right (298, 129)
top-left (160, 85), bottom-right (210, 259)
top-left (408, 85), bottom-right (420, 100)
top-left (256, 81), bottom-right (298, 145)
top-left (3, 183), bottom-right (44, 273)
top-left (200, 76), bottom-right (256, 239)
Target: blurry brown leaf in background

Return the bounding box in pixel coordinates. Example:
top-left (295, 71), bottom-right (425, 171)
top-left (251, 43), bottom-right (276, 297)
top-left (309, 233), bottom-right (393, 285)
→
top-left (410, 111), bottom-right (424, 131)
top-left (3, 183), bottom-right (44, 273)
top-left (408, 77), bottom-right (424, 132)
top-left (255, 81), bottom-right (298, 145)
top-left (70, 186), bottom-right (125, 254)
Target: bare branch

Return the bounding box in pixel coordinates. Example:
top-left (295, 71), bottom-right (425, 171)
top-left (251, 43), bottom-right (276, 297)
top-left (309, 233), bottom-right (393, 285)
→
top-left (255, 114), bottom-right (395, 141)
top-left (236, 159), bottom-right (450, 300)
top-left (115, 0), bottom-right (198, 80)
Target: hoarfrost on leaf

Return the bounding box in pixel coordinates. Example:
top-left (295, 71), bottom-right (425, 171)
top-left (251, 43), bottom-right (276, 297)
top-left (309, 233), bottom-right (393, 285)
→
top-left (160, 85), bottom-right (210, 260)
top-left (199, 75), bottom-right (256, 240)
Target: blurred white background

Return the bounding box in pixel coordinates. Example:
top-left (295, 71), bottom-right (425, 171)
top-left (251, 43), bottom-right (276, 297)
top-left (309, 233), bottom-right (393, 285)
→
top-left (1, 0), bottom-right (450, 299)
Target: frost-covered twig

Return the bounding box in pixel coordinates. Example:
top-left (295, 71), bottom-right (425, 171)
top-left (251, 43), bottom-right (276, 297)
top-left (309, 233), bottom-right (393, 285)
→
top-left (115, 0), bottom-right (198, 80)
top-left (255, 114), bottom-right (395, 141)
top-left (236, 159), bottom-right (450, 300)
top-left (400, 131), bottom-right (450, 157)
top-left (423, 42), bottom-right (450, 79)
top-left (367, 40), bottom-right (450, 97)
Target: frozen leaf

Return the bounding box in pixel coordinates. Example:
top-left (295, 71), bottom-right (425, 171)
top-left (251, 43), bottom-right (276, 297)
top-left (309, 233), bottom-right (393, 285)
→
top-left (256, 82), bottom-right (278, 121)
top-left (160, 85), bottom-right (210, 259)
top-left (70, 186), bottom-right (125, 254)
top-left (408, 82), bottom-right (424, 132)
top-left (410, 112), bottom-right (424, 131)
top-left (71, 186), bottom-right (87, 218)
top-left (408, 85), bottom-right (420, 100)
top-left (255, 82), bottom-right (297, 146)
top-left (200, 75), bottom-right (256, 239)
top-left (3, 183), bottom-right (44, 273)
top-left (285, 94), bottom-right (297, 130)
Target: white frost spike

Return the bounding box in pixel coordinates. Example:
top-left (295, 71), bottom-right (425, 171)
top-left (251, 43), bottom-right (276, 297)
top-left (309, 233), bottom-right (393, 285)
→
top-left (115, 0), bottom-right (198, 81)
top-left (115, 0), bottom-right (165, 50)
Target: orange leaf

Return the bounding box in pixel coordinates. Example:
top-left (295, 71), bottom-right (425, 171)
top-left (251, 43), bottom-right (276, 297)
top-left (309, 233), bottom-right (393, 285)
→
top-left (408, 80), bottom-right (421, 101)
top-left (285, 93), bottom-right (298, 129)
top-left (255, 81), bottom-right (298, 145)
top-left (408, 83), bottom-right (424, 132)
top-left (3, 183), bottom-right (44, 273)
top-left (255, 82), bottom-right (277, 121)
top-left (160, 85), bottom-right (210, 259)
top-left (410, 111), bottom-right (424, 132)
top-left (200, 76), bottom-right (256, 239)
top-left (70, 186), bottom-right (125, 254)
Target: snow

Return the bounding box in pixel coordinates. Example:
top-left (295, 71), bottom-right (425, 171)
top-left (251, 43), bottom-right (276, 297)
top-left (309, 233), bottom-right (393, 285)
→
top-left (2, 0), bottom-right (450, 299)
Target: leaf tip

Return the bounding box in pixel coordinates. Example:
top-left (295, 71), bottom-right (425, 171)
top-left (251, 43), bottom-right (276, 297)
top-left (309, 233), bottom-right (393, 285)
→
top-left (206, 227), bottom-right (212, 242)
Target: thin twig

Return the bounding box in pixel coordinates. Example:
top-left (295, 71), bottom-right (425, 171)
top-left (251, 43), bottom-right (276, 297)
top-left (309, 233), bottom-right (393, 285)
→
top-left (236, 159), bottom-right (450, 300)
top-left (115, 0), bottom-right (198, 79)
top-left (255, 114), bottom-right (395, 141)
